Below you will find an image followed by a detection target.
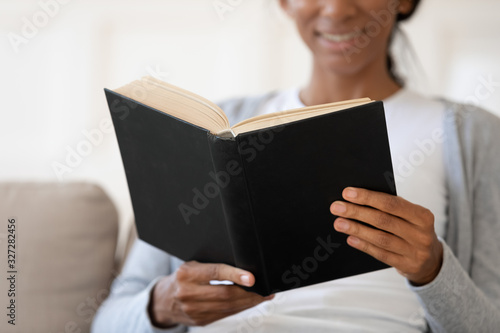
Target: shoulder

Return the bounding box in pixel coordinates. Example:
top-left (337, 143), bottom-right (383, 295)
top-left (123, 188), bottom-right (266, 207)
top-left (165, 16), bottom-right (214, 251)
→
top-left (441, 100), bottom-right (500, 182)
top-left (381, 89), bottom-right (447, 128)
top-left (392, 89), bottom-right (445, 111)
top-left (393, 89), bottom-right (500, 142)
top-left (442, 100), bottom-right (500, 146)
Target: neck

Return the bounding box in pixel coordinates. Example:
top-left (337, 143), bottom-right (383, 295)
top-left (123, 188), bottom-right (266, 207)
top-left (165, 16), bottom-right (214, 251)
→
top-left (300, 56), bottom-right (401, 106)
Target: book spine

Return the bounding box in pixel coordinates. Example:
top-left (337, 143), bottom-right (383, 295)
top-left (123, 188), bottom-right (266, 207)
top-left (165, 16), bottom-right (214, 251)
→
top-left (207, 133), bottom-right (270, 296)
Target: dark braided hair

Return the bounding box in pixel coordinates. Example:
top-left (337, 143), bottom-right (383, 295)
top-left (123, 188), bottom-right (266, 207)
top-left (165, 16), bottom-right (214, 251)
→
top-left (388, 0), bottom-right (422, 85)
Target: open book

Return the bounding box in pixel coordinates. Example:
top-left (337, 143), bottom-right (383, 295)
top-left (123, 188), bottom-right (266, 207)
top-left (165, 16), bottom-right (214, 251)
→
top-left (105, 76), bottom-right (396, 296)
top-left (113, 76), bottom-right (372, 137)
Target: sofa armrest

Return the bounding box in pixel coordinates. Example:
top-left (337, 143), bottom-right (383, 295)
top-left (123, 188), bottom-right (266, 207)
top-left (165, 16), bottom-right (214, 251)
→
top-left (0, 182), bottom-right (118, 333)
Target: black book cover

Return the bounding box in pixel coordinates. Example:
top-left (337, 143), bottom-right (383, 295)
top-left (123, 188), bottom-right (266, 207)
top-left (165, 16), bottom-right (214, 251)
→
top-left (105, 89), bottom-right (396, 296)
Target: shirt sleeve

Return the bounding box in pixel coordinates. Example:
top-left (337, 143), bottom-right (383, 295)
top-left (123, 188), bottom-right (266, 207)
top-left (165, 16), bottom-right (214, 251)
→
top-left (91, 239), bottom-right (188, 333)
top-left (407, 239), bottom-right (500, 332)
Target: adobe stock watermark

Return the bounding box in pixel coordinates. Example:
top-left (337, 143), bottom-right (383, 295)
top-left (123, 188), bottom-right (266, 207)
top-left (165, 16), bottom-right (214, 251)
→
top-left (178, 121), bottom-right (287, 225)
top-left (444, 73), bottom-right (499, 130)
top-left (463, 74), bottom-right (499, 105)
top-left (8, 0), bottom-right (73, 54)
top-left (385, 128), bottom-right (445, 190)
top-left (75, 268), bottom-right (127, 325)
top-left (341, 0), bottom-right (399, 63)
top-left (407, 307), bottom-right (426, 329)
top-left (383, 74), bottom-right (499, 192)
top-left (51, 64), bottom-right (170, 182)
top-left (455, 73), bottom-right (499, 124)
top-left (213, 0), bottom-right (245, 21)
top-left (178, 159), bottom-right (242, 225)
top-left (51, 118), bottom-right (114, 181)
top-left (146, 64), bottom-right (170, 82)
top-left (235, 292), bottom-right (288, 333)
top-left (52, 268), bottom-right (128, 333)
top-left (107, 65), bottom-right (170, 123)
top-left (281, 234), bottom-right (340, 289)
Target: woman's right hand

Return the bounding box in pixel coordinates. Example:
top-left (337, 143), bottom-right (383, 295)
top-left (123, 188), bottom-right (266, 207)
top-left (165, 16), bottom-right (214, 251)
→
top-left (148, 261), bottom-right (274, 328)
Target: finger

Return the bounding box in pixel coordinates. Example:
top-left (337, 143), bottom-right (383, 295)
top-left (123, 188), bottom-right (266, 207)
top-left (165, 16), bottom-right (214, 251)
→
top-left (179, 262), bottom-right (255, 287)
top-left (175, 287), bottom-right (271, 324)
top-left (175, 283), bottom-right (270, 303)
top-left (341, 187), bottom-right (431, 224)
top-left (333, 218), bottom-right (410, 255)
top-left (330, 200), bottom-right (410, 237)
top-left (346, 235), bottom-right (403, 268)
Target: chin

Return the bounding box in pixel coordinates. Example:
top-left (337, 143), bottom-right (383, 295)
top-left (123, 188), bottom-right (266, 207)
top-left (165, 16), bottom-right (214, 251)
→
top-left (312, 38), bottom-right (383, 77)
top-left (318, 53), bottom-right (369, 76)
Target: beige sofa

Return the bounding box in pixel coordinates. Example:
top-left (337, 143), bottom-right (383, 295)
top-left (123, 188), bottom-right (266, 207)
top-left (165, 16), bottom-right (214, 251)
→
top-left (0, 182), bottom-right (135, 333)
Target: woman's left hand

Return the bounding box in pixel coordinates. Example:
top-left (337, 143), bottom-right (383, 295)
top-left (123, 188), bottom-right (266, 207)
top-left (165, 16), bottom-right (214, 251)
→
top-left (330, 187), bottom-right (443, 286)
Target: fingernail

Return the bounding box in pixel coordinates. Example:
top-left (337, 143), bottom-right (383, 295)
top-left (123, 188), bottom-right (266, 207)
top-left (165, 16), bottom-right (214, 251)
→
top-left (348, 236), bottom-right (360, 245)
top-left (331, 202), bottom-right (346, 214)
top-left (344, 188), bottom-right (357, 199)
top-left (335, 219), bottom-right (349, 231)
top-left (240, 275), bottom-right (250, 286)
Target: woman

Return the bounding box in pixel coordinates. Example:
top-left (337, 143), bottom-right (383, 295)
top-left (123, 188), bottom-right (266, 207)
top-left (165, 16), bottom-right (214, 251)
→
top-left (92, 1), bottom-right (500, 332)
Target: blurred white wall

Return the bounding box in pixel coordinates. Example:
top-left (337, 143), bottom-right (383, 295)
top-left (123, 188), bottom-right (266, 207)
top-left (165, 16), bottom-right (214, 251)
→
top-left (1, 0), bottom-right (499, 239)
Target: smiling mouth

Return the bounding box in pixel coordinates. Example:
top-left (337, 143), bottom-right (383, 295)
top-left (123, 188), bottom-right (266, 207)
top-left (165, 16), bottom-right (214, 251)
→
top-left (319, 30), bottom-right (363, 43)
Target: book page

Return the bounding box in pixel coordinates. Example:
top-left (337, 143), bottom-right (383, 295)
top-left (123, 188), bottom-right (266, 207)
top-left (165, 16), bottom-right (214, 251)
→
top-left (230, 98), bottom-right (372, 135)
top-left (114, 76), bottom-right (230, 133)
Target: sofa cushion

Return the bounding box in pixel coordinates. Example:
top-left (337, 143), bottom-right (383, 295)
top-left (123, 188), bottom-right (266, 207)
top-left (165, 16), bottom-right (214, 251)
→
top-left (0, 182), bottom-right (118, 333)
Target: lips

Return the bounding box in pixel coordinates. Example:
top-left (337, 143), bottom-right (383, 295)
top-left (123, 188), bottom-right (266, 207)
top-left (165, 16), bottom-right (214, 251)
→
top-left (314, 28), bottom-right (367, 53)
top-left (318, 30), bottom-right (363, 43)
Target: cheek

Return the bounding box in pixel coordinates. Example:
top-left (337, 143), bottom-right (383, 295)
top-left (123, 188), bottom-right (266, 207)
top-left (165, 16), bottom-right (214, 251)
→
top-left (359, 0), bottom-right (399, 31)
top-left (287, 1), bottom-right (319, 45)
top-left (358, 1), bottom-right (399, 49)
top-left (286, 0), bottom-right (319, 21)
top-left (287, 0), bottom-right (315, 12)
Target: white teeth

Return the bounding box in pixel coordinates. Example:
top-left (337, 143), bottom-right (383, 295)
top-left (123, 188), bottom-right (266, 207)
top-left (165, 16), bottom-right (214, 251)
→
top-left (321, 31), bottom-right (361, 42)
